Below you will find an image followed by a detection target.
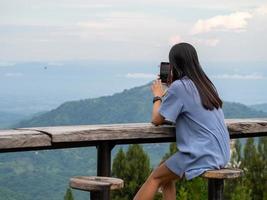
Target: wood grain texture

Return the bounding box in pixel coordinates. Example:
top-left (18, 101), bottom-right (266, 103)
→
top-left (226, 118), bottom-right (267, 134)
top-left (202, 168), bottom-right (243, 179)
top-left (0, 129), bottom-right (51, 149)
top-left (69, 176), bottom-right (124, 191)
top-left (17, 118), bottom-right (267, 143)
top-left (0, 118), bottom-right (266, 151)
top-left (18, 123), bottom-right (175, 143)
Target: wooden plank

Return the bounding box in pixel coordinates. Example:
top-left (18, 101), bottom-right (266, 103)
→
top-left (17, 119), bottom-right (267, 144)
top-left (0, 129), bottom-right (51, 149)
top-left (17, 123), bottom-right (175, 143)
top-left (225, 118), bottom-right (267, 135)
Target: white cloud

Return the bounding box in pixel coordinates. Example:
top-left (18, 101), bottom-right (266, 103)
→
top-left (47, 62), bottom-right (64, 66)
top-left (212, 73), bottom-right (265, 80)
top-left (0, 62), bottom-right (16, 67)
top-left (125, 73), bottom-right (157, 79)
top-left (191, 11), bottom-right (252, 34)
top-left (194, 38), bottom-right (220, 46)
top-left (76, 11), bottom-right (183, 41)
top-left (4, 72), bottom-right (24, 77)
top-left (254, 4), bottom-right (267, 16)
top-left (169, 35), bottom-right (183, 45)
top-left (191, 4), bottom-right (267, 35)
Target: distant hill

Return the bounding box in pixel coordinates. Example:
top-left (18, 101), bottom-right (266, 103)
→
top-left (0, 111), bottom-right (48, 129)
top-left (14, 83), bottom-right (153, 128)
top-left (250, 103), bottom-right (267, 113)
top-left (223, 102), bottom-right (267, 118)
top-left (0, 111), bottom-right (27, 129)
top-left (15, 83), bottom-right (267, 128)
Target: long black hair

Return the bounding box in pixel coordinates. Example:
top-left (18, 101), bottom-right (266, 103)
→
top-left (168, 42), bottom-right (222, 110)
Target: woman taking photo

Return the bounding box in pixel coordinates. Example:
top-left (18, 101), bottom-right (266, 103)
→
top-left (134, 43), bottom-right (230, 200)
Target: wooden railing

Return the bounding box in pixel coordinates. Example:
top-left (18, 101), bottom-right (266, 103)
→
top-left (1, 118), bottom-right (267, 199)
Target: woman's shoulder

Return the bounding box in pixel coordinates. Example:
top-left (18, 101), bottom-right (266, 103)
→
top-left (169, 76), bottom-right (191, 91)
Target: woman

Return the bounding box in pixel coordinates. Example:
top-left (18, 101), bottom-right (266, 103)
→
top-left (134, 43), bottom-right (230, 200)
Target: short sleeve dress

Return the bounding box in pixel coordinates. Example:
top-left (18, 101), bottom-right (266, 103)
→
top-left (158, 76), bottom-right (230, 180)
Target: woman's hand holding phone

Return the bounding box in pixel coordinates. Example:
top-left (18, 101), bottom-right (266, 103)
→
top-left (151, 79), bottom-right (165, 97)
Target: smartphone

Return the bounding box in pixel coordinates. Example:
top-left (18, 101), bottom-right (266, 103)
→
top-left (160, 62), bottom-right (170, 83)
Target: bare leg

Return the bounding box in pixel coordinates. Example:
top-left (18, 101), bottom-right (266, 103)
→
top-left (133, 163), bottom-right (180, 200)
top-left (161, 180), bottom-right (176, 200)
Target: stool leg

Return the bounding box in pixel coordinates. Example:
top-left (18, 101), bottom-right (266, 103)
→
top-left (90, 191), bottom-right (101, 200)
top-left (208, 179), bottom-right (224, 200)
top-left (90, 188), bottom-right (109, 200)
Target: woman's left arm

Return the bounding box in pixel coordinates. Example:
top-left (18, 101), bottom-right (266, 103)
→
top-left (151, 79), bottom-right (165, 126)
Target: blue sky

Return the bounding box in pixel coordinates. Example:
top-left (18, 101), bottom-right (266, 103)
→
top-left (0, 1), bottom-right (267, 112)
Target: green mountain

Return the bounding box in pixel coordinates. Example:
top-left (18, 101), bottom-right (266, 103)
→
top-left (0, 111), bottom-right (48, 129)
top-left (0, 111), bottom-right (28, 129)
top-left (250, 103), bottom-right (267, 113)
top-left (223, 102), bottom-right (267, 118)
top-left (15, 83), bottom-right (267, 128)
top-left (2, 82), bottom-right (267, 200)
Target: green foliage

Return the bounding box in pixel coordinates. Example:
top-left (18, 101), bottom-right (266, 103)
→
top-left (0, 187), bottom-right (29, 200)
top-left (225, 138), bottom-right (267, 200)
top-left (177, 186), bottom-right (188, 200)
top-left (111, 145), bottom-right (151, 200)
top-left (230, 182), bottom-right (251, 200)
top-left (243, 138), bottom-right (265, 200)
top-left (224, 139), bottom-right (242, 200)
top-left (64, 188), bottom-right (74, 200)
top-left (162, 142), bottom-right (178, 161)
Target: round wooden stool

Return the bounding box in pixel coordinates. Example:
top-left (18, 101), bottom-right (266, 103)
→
top-left (202, 168), bottom-right (243, 200)
top-left (69, 176), bottom-right (124, 200)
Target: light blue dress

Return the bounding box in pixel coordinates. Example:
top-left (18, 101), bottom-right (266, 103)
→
top-left (159, 76), bottom-right (230, 180)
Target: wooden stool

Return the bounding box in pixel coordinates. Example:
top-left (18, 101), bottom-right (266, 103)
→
top-left (69, 176), bottom-right (124, 200)
top-left (202, 168), bottom-right (243, 200)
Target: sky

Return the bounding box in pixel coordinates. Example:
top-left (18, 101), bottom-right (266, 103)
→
top-left (0, 0), bottom-right (266, 62)
top-left (0, 0), bottom-right (267, 113)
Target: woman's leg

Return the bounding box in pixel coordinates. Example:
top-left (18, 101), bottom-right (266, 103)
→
top-left (161, 180), bottom-right (176, 200)
top-left (133, 162), bottom-right (180, 200)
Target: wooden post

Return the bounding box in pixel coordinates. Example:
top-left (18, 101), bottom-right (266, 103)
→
top-left (208, 179), bottom-right (224, 200)
top-left (90, 191), bottom-right (101, 200)
top-left (90, 188), bottom-right (109, 200)
top-left (96, 141), bottom-right (114, 200)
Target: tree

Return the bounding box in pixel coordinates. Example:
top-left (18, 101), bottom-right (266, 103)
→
top-left (111, 144), bottom-right (151, 200)
top-left (230, 183), bottom-right (251, 200)
top-left (258, 137), bottom-right (267, 200)
top-left (224, 139), bottom-right (248, 200)
top-left (225, 137), bottom-right (267, 200)
top-left (64, 188), bottom-right (74, 200)
top-left (242, 138), bottom-right (265, 200)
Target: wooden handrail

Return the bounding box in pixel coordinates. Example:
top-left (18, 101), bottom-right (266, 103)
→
top-left (0, 118), bottom-right (267, 152)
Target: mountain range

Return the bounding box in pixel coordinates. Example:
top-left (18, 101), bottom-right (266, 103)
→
top-left (14, 83), bottom-right (267, 128)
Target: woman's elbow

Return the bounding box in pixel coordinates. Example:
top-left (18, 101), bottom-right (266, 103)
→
top-left (151, 115), bottom-right (165, 126)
